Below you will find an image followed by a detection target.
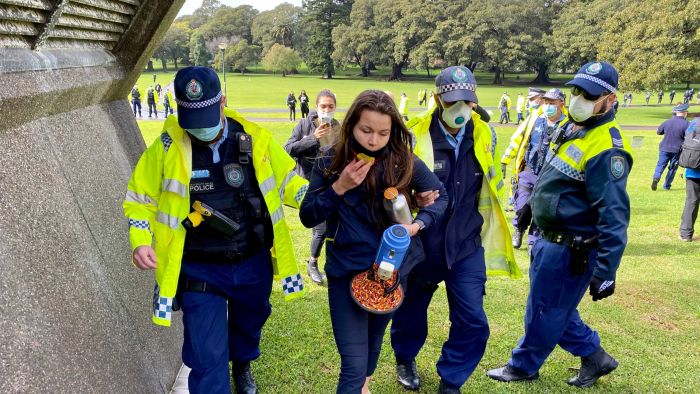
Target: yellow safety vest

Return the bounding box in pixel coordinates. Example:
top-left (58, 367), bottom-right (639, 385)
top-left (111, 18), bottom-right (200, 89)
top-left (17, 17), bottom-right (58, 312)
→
top-left (123, 108), bottom-right (309, 327)
top-left (407, 107), bottom-right (521, 278)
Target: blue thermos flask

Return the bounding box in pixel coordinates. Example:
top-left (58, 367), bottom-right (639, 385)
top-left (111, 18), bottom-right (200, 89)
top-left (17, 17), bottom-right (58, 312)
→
top-left (375, 225), bottom-right (411, 280)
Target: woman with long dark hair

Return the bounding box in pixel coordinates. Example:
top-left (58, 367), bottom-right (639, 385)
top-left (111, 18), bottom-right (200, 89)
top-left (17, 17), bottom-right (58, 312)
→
top-left (300, 90), bottom-right (448, 393)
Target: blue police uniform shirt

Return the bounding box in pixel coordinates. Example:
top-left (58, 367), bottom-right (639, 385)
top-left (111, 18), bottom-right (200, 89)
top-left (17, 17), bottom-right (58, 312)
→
top-left (209, 118), bottom-right (229, 163)
top-left (657, 115), bottom-right (689, 153)
top-left (437, 121), bottom-right (466, 160)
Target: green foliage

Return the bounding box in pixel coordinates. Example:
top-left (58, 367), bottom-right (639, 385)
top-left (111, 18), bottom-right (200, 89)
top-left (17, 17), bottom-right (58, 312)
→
top-left (251, 3), bottom-right (305, 55)
top-left (198, 5), bottom-right (259, 43)
top-left (189, 31), bottom-right (212, 66)
top-left (262, 44), bottom-right (302, 76)
top-left (301, 0), bottom-right (354, 78)
top-left (188, 0), bottom-right (223, 29)
top-left (226, 40), bottom-right (261, 74)
top-left (155, 22), bottom-right (191, 70)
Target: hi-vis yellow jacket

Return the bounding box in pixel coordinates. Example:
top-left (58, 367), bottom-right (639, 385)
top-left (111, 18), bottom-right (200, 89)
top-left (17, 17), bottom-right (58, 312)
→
top-left (408, 107), bottom-right (520, 278)
top-left (501, 106), bottom-right (570, 177)
top-left (123, 108), bottom-right (308, 327)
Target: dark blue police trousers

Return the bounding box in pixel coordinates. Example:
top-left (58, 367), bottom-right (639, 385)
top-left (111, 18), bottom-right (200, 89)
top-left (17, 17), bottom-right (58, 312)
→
top-left (508, 239), bottom-right (601, 375)
top-left (179, 249), bottom-right (273, 394)
top-left (328, 274), bottom-right (394, 394)
top-left (391, 246), bottom-right (489, 389)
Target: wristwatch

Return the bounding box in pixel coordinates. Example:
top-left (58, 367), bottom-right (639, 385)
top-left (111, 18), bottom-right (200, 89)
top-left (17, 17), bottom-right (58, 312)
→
top-left (412, 219), bottom-right (426, 232)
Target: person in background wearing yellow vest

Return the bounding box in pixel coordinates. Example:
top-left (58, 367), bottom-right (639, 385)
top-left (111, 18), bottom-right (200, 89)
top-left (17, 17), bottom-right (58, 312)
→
top-left (130, 84), bottom-right (142, 117)
top-left (123, 67), bottom-right (308, 394)
top-left (498, 92), bottom-right (512, 124)
top-left (418, 88), bottom-right (428, 106)
top-left (515, 93), bottom-right (526, 125)
top-left (399, 92), bottom-right (409, 121)
top-left (500, 87), bottom-right (545, 212)
top-left (300, 90), bottom-right (448, 394)
top-left (162, 90), bottom-right (174, 116)
top-left (510, 88), bottom-right (569, 249)
top-left (427, 91), bottom-right (436, 111)
top-left (487, 62), bottom-right (632, 388)
top-left (147, 86), bottom-right (159, 118)
top-left (390, 66), bottom-right (520, 394)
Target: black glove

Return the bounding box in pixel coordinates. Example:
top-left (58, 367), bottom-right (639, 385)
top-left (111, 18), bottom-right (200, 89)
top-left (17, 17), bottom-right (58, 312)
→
top-left (589, 276), bottom-right (615, 301)
top-left (500, 163), bottom-right (507, 178)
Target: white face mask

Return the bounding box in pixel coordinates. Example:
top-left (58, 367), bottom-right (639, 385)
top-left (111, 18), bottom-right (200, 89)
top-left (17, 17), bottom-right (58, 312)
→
top-left (318, 111), bottom-right (335, 125)
top-left (440, 98), bottom-right (472, 129)
top-left (569, 94), bottom-right (609, 123)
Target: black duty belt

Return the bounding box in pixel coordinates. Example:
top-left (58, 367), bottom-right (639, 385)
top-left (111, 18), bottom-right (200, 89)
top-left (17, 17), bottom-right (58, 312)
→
top-left (541, 230), bottom-right (598, 250)
top-left (179, 279), bottom-right (228, 299)
top-left (182, 249), bottom-right (257, 264)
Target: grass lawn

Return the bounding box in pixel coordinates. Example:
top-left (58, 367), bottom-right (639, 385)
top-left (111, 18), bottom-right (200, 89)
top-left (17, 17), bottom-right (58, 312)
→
top-left (134, 72), bottom-right (700, 392)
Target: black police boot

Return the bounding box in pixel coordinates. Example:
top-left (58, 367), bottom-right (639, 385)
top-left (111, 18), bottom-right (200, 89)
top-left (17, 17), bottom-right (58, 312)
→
top-left (307, 259), bottom-right (325, 285)
top-left (512, 230), bottom-right (523, 249)
top-left (437, 380), bottom-right (461, 394)
top-left (232, 361), bottom-right (258, 394)
top-left (651, 179), bottom-right (659, 191)
top-left (486, 365), bottom-right (539, 382)
top-left (396, 359), bottom-right (420, 390)
top-left (567, 347), bottom-right (618, 388)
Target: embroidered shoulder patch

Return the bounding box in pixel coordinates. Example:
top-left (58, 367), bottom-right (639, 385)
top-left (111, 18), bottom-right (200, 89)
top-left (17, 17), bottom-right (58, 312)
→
top-left (611, 155), bottom-right (625, 179)
top-left (565, 144), bottom-right (583, 164)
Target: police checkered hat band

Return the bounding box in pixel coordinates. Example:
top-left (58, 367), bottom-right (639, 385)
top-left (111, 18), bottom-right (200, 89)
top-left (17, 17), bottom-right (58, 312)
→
top-left (437, 82), bottom-right (477, 95)
top-left (573, 74), bottom-right (617, 93)
top-left (174, 90), bottom-right (223, 109)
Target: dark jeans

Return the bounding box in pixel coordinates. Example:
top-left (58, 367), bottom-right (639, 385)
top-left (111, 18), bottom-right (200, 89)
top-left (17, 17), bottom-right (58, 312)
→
top-left (132, 100), bottom-right (141, 116)
top-left (310, 221), bottom-right (327, 258)
top-left (328, 275), bottom-right (393, 393)
top-left (148, 100), bottom-right (157, 117)
top-left (681, 177), bottom-right (700, 239)
top-left (301, 105), bottom-right (309, 118)
top-left (289, 107), bottom-right (296, 120)
top-left (653, 150), bottom-right (680, 189)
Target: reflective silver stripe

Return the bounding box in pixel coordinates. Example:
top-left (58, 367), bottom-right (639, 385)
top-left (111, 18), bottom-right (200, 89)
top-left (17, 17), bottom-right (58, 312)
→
top-left (156, 212), bottom-right (180, 229)
top-left (270, 205), bottom-right (284, 225)
top-left (260, 175), bottom-right (276, 196)
top-left (163, 178), bottom-right (187, 197)
top-left (486, 166), bottom-right (496, 180)
top-left (496, 180), bottom-right (504, 190)
top-left (125, 190), bottom-right (157, 206)
top-left (278, 171), bottom-right (297, 200)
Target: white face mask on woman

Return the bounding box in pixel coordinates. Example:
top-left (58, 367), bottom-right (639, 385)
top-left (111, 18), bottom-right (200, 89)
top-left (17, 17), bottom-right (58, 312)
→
top-left (439, 98), bottom-right (472, 129)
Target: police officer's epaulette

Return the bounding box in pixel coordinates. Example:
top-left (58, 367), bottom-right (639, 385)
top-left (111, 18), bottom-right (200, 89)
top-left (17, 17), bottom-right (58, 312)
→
top-left (160, 132), bottom-right (173, 153)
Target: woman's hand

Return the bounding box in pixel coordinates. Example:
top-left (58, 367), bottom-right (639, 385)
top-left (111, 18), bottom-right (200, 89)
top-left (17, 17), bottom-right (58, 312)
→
top-left (332, 159), bottom-right (373, 196)
top-left (313, 122), bottom-right (331, 139)
top-left (402, 223), bottom-right (421, 237)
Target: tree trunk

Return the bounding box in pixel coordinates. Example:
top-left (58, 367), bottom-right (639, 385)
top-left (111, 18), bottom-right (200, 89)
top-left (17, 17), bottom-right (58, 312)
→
top-left (146, 60), bottom-right (154, 71)
top-left (389, 63), bottom-right (404, 81)
top-left (533, 62), bottom-right (550, 83)
top-left (160, 58), bottom-right (168, 72)
top-left (173, 58), bottom-right (178, 70)
top-left (425, 57), bottom-right (430, 77)
top-left (282, 70), bottom-right (286, 77)
top-left (362, 63), bottom-right (369, 77)
top-left (493, 66), bottom-right (503, 84)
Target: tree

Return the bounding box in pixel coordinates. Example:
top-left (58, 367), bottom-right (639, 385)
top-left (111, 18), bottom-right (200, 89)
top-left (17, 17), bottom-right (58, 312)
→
top-left (597, 0), bottom-right (700, 90)
top-left (198, 5), bottom-right (259, 43)
top-left (155, 22), bottom-right (191, 71)
top-left (251, 3), bottom-right (304, 55)
top-left (227, 41), bottom-right (261, 74)
top-left (302, 0), bottom-right (354, 79)
top-left (189, 31), bottom-right (212, 66)
top-left (262, 43), bottom-right (302, 76)
top-left (189, 0), bottom-right (223, 29)
top-left (331, 0), bottom-right (382, 77)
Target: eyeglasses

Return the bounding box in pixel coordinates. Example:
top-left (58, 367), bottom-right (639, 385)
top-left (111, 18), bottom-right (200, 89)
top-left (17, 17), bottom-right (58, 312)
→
top-left (571, 86), bottom-right (610, 101)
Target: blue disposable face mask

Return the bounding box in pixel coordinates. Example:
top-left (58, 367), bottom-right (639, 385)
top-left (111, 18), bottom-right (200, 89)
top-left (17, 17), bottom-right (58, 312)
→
top-left (544, 104), bottom-right (557, 118)
top-left (186, 120), bottom-right (223, 142)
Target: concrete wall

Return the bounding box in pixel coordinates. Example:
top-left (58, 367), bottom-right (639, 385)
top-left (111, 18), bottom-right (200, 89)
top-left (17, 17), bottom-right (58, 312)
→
top-left (0, 0), bottom-right (186, 392)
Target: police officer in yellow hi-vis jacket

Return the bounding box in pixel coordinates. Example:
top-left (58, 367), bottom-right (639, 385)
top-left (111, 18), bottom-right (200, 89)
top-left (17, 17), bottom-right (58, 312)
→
top-left (487, 62), bottom-right (632, 388)
top-left (123, 66), bottom-right (308, 394)
top-left (390, 66), bottom-right (520, 394)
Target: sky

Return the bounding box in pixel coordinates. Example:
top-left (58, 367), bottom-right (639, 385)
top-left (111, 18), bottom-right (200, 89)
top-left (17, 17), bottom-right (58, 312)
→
top-left (178, 0), bottom-right (302, 16)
